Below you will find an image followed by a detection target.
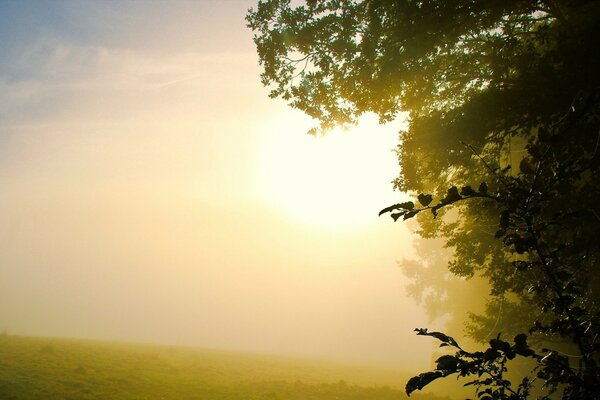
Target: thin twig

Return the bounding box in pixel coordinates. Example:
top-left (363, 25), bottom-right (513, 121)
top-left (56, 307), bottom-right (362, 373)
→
top-left (460, 141), bottom-right (510, 188)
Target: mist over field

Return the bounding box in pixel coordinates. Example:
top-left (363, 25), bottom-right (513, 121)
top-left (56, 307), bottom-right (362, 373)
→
top-left (0, 0), bottom-right (446, 373)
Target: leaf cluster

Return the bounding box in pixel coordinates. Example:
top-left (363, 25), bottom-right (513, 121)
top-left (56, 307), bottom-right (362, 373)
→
top-left (379, 183), bottom-right (492, 221)
top-left (385, 97), bottom-right (600, 397)
top-left (247, 0), bottom-right (562, 133)
top-left (407, 330), bottom-right (545, 400)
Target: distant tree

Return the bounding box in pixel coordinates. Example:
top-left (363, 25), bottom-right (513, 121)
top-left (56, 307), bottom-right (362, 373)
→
top-left (247, 1), bottom-right (600, 398)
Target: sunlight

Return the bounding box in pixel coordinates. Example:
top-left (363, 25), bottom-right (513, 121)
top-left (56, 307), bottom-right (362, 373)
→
top-left (257, 113), bottom-right (405, 230)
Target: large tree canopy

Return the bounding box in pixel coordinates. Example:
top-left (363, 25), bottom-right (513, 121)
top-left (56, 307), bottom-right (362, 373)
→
top-left (248, 1), bottom-right (600, 398)
top-left (247, 0), bottom-right (598, 190)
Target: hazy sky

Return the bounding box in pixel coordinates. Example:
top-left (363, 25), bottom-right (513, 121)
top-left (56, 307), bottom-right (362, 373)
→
top-left (0, 0), bottom-right (442, 369)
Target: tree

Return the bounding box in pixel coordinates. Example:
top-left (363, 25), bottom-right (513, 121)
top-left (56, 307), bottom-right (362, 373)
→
top-left (247, 1), bottom-right (600, 398)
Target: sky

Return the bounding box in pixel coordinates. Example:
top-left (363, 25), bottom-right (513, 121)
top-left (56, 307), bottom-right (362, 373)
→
top-left (0, 0), bottom-right (444, 370)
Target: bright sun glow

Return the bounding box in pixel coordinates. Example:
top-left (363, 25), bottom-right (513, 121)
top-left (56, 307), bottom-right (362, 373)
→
top-left (258, 113), bottom-right (406, 230)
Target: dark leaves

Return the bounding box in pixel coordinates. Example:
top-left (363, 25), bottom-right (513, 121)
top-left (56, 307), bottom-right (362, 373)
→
top-left (417, 193), bottom-right (433, 206)
top-left (378, 201), bottom-right (414, 216)
top-left (406, 371), bottom-right (443, 396)
top-left (489, 338), bottom-right (511, 354)
top-left (514, 334), bottom-right (536, 357)
top-left (381, 183), bottom-right (494, 222)
top-left (436, 355), bottom-right (461, 371)
top-left (408, 329), bottom-right (544, 396)
top-left (415, 328), bottom-right (459, 348)
top-left (499, 210), bottom-right (510, 229)
top-left (478, 182), bottom-right (488, 194)
top-left (441, 186), bottom-right (462, 204)
top-left (461, 185), bottom-right (476, 196)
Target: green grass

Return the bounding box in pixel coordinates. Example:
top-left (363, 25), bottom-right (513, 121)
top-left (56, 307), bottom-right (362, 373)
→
top-left (0, 335), bottom-right (449, 400)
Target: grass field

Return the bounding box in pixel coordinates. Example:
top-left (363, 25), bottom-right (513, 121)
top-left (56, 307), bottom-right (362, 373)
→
top-left (0, 335), bottom-right (450, 400)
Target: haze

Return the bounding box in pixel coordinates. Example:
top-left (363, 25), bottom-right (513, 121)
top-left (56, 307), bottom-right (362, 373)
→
top-left (0, 0), bottom-right (441, 370)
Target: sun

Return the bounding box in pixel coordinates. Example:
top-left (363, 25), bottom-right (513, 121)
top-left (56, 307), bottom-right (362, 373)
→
top-left (257, 113), bottom-right (405, 230)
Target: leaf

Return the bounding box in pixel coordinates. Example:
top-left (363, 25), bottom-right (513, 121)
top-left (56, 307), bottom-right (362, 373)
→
top-left (391, 213), bottom-right (403, 222)
top-left (499, 210), bottom-right (510, 229)
top-left (403, 210), bottom-right (418, 220)
top-left (415, 328), bottom-right (458, 347)
top-left (417, 193), bottom-right (433, 206)
top-left (483, 348), bottom-right (499, 361)
top-left (436, 355), bottom-right (460, 371)
top-left (513, 333), bottom-right (535, 357)
top-left (478, 182), bottom-right (488, 194)
top-left (378, 204), bottom-right (397, 216)
top-left (514, 237), bottom-right (532, 254)
top-left (378, 201), bottom-right (414, 216)
top-left (513, 261), bottom-right (531, 271)
top-left (401, 201), bottom-right (415, 210)
top-left (442, 186), bottom-right (461, 204)
top-left (490, 338), bottom-right (511, 353)
top-left (514, 333), bottom-right (528, 348)
top-left (519, 157), bottom-right (536, 175)
top-left (405, 371), bottom-right (443, 396)
top-left (460, 185), bottom-right (475, 196)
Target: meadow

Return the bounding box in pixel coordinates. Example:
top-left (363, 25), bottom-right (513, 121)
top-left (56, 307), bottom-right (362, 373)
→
top-left (0, 335), bottom-right (450, 400)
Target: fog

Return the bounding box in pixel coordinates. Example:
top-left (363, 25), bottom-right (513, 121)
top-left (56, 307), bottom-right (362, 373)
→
top-left (0, 0), bottom-right (445, 370)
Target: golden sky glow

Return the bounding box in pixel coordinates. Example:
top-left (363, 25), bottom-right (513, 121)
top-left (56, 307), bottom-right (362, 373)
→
top-left (0, 0), bottom-right (443, 369)
top-left (258, 113), bottom-right (403, 229)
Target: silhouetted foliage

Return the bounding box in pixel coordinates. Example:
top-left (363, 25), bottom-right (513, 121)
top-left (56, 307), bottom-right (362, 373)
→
top-left (248, 1), bottom-right (600, 398)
